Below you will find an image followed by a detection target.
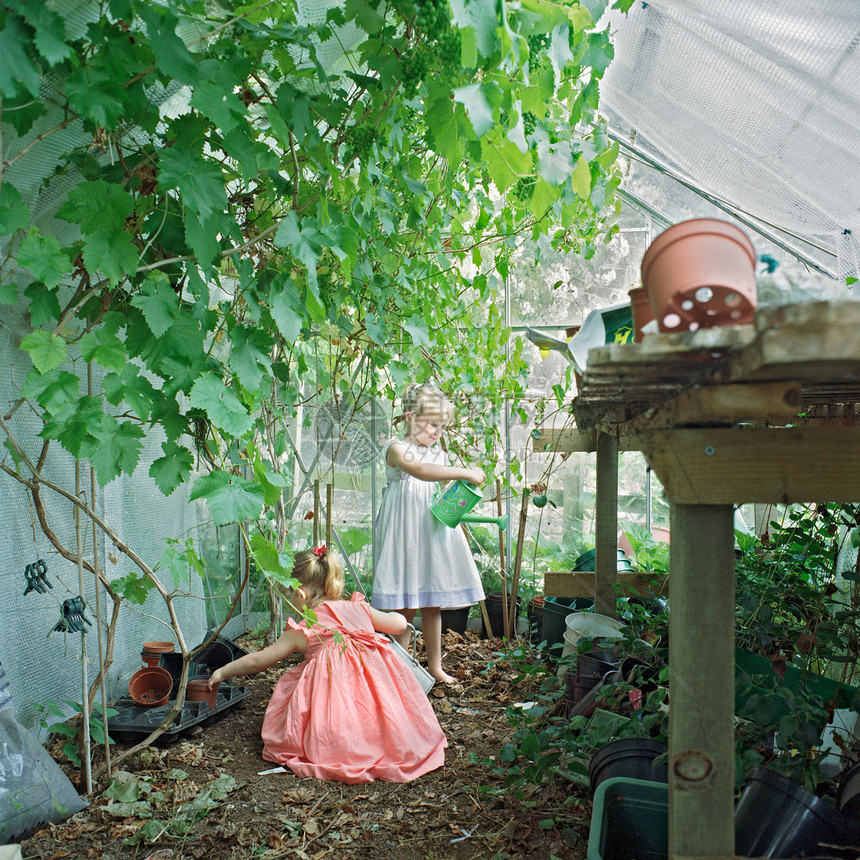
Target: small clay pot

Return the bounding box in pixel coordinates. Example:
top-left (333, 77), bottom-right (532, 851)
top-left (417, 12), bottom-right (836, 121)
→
top-left (187, 676), bottom-right (219, 708)
top-left (628, 286), bottom-right (655, 341)
top-left (128, 666), bottom-right (172, 707)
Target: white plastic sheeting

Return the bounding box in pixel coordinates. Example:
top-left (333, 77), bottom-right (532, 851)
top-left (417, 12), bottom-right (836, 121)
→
top-left (602, 0), bottom-right (860, 280)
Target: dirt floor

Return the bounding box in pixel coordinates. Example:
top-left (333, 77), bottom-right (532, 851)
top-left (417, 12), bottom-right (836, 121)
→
top-left (20, 630), bottom-right (592, 860)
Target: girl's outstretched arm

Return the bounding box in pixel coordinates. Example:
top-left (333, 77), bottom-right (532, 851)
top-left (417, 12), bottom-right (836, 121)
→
top-left (387, 441), bottom-right (484, 485)
top-left (207, 627), bottom-right (307, 689)
top-left (369, 606), bottom-right (408, 636)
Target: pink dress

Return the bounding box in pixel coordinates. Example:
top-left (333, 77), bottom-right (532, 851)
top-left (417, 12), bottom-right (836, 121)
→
top-left (261, 593), bottom-right (447, 783)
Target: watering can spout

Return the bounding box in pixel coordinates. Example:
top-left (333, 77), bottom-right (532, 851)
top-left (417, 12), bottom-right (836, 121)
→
top-left (460, 514), bottom-right (508, 531)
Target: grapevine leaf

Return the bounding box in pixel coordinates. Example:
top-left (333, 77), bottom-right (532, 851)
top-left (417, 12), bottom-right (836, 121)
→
top-left (537, 139), bottom-right (574, 185)
top-left (274, 211), bottom-right (324, 289)
top-left (21, 369), bottom-right (80, 415)
top-left (21, 330), bottom-right (68, 373)
top-left (17, 229), bottom-right (73, 289)
top-left (450, 0), bottom-right (498, 59)
top-left (79, 330), bottom-right (129, 373)
top-left (571, 154), bottom-right (592, 199)
top-left (190, 81), bottom-right (247, 134)
top-left (269, 279), bottom-right (304, 342)
top-left (0, 182), bottom-right (29, 234)
top-left (188, 373), bottom-right (253, 437)
top-left (57, 181), bottom-right (135, 234)
top-left (158, 148), bottom-right (229, 221)
top-left (102, 364), bottom-right (157, 419)
top-left (453, 83), bottom-right (494, 137)
top-left (0, 13), bottom-right (41, 97)
top-left (130, 273), bottom-right (179, 338)
top-left (149, 442), bottom-right (194, 496)
top-left (189, 470), bottom-right (266, 526)
top-left (0, 282), bottom-right (17, 305)
top-left (139, 5), bottom-right (199, 85)
top-left (40, 395), bottom-right (102, 457)
top-left (82, 231), bottom-right (139, 287)
top-left (24, 282), bottom-right (61, 327)
top-left (65, 66), bottom-right (125, 128)
top-left (228, 325), bottom-right (273, 392)
top-left (86, 416), bottom-right (146, 485)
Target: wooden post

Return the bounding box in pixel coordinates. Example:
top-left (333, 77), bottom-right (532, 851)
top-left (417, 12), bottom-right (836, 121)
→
top-left (594, 432), bottom-right (619, 617)
top-left (313, 479), bottom-right (320, 545)
top-left (669, 503), bottom-right (736, 859)
top-left (325, 482), bottom-right (333, 546)
top-left (508, 488), bottom-right (529, 639)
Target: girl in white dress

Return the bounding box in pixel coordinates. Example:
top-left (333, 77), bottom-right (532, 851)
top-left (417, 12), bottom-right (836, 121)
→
top-left (372, 383), bottom-right (485, 684)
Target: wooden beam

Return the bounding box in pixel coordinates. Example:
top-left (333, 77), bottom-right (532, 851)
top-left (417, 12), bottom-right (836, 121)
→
top-left (637, 426), bottom-right (860, 504)
top-left (544, 570), bottom-right (667, 598)
top-left (532, 426), bottom-right (641, 452)
top-left (595, 433), bottom-right (619, 618)
top-left (669, 504), bottom-right (736, 859)
top-left (630, 381), bottom-right (802, 429)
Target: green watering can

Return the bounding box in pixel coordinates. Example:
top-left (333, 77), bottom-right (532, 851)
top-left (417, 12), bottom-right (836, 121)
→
top-left (430, 480), bottom-right (508, 531)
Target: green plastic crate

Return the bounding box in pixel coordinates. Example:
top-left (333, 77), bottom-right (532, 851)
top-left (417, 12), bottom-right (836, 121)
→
top-left (587, 777), bottom-right (668, 860)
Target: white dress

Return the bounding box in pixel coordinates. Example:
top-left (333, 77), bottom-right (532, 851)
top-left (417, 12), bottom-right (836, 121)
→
top-left (372, 439), bottom-right (485, 610)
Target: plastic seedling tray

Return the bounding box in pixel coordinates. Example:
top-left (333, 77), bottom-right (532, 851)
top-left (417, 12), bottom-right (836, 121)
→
top-left (587, 776), bottom-right (668, 860)
top-left (107, 682), bottom-right (250, 742)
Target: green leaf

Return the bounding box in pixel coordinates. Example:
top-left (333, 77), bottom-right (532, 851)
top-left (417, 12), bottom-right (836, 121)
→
top-left (86, 415), bottom-right (146, 484)
top-left (425, 96), bottom-right (462, 165)
top-left (530, 178), bottom-right (559, 218)
top-left (150, 442), bottom-right (194, 496)
top-left (344, 0), bottom-right (385, 32)
top-left (158, 148), bottom-right (228, 221)
top-left (274, 211), bottom-right (324, 290)
top-left (17, 229), bottom-right (73, 289)
top-left (102, 364), bottom-right (157, 419)
top-left (269, 279), bottom-right (304, 342)
top-left (454, 83), bottom-right (494, 137)
top-left (0, 13), bottom-right (41, 97)
top-left (21, 368), bottom-right (79, 414)
top-left (190, 471), bottom-right (266, 525)
top-left (571, 155), bottom-right (592, 199)
top-left (131, 273), bottom-right (179, 338)
top-left (188, 373), bottom-right (253, 437)
top-left (184, 215), bottom-right (223, 270)
top-left (450, 0), bottom-right (499, 59)
top-left (228, 325), bottom-right (273, 392)
top-left (402, 319), bottom-right (430, 348)
top-left (481, 134), bottom-right (533, 193)
top-left (79, 330), bottom-right (128, 373)
top-left (139, 5), bottom-right (199, 85)
top-left (40, 395), bottom-right (102, 457)
top-left (0, 182), bottom-right (29, 234)
top-left (190, 81), bottom-right (248, 134)
top-left (537, 140), bottom-right (574, 185)
top-left (57, 181), bottom-right (135, 234)
top-left (24, 282), bottom-right (61, 327)
top-left (65, 66), bottom-right (125, 128)
top-left (82, 229), bottom-right (139, 287)
top-left (21, 329), bottom-right (68, 373)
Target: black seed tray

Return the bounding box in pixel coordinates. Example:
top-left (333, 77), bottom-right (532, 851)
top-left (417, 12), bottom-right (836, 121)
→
top-left (158, 631), bottom-right (249, 695)
top-left (107, 683), bottom-right (250, 741)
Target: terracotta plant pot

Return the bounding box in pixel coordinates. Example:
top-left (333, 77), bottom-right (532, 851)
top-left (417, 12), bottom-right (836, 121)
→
top-left (187, 676), bottom-right (219, 708)
top-left (128, 666), bottom-right (172, 707)
top-left (628, 286), bottom-right (655, 341)
top-left (640, 218), bottom-right (757, 332)
top-left (141, 640), bottom-right (175, 666)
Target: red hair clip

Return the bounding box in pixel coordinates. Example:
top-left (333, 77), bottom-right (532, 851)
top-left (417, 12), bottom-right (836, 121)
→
top-left (312, 545), bottom-right (327, 558)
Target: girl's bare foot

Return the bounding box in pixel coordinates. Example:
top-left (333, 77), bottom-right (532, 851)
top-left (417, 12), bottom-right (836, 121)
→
top-left (430, 668), bottom-right (456, 684)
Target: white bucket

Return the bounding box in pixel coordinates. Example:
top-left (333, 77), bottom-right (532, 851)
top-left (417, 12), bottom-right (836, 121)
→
top-left (560, 612), bottom-right (625, 662)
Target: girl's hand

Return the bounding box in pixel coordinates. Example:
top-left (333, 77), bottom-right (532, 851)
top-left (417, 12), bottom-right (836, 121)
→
top-left (463, 468), bottom-right (484, 486)
top-left (208, 669), bottom-right (223, 690)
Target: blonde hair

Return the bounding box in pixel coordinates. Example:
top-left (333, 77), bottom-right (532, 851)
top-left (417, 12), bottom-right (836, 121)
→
top-left (291, 547), bottom-right (344, 610)
top-left (400, 382), bottom-right (452, 423)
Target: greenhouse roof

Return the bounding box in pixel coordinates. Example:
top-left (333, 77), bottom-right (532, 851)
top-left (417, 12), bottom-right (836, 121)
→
top-left (601, 0), bottom-right (860, 281)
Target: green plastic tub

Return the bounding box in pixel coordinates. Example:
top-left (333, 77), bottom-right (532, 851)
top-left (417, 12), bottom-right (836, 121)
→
top-left (586, 776), bottom-right (668, 860)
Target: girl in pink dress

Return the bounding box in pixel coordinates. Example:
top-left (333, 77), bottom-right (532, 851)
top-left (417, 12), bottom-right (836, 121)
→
top-left (208, 547), bottom-right (446, 784)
